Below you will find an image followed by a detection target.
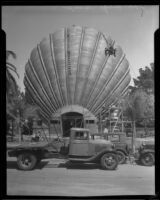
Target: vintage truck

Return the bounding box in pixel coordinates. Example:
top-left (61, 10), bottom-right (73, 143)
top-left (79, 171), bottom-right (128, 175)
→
top-left (7, 128), bottom-right (118, 171)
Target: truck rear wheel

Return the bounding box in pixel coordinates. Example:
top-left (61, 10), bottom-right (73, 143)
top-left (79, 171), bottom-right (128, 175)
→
top-left (101, 153), bottom-right (118, 170)
top-left (117, 150), bottom-right (126, 164)
top-left (17, 153), bottom-right (37, 170)
top-left (140, 152), bottom-right (154, 166)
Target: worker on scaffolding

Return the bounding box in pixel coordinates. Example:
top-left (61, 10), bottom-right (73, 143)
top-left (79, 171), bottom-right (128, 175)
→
top-left (103, 126), bottom-right (109, 140)
top-left (103, 126), bottom-right (109, 134)
top-left (21, 119), bottom-right (30, 141)
top-left (31, 131), bottom-right (41, 142)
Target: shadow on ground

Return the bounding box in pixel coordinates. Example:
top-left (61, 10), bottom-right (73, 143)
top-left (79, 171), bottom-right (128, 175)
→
top-left (7, 161), bottom-right (49, 170)
top-left (7, 161), bottom-right (18, 169)
top-left (7, 160), bottom-right (102, 170)
top-left (57, 161), bottom-right (101, 170)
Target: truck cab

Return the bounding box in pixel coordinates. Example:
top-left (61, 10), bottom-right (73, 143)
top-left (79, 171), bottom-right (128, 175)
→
top-left (69, 128), bottom-right (115, 157)
top-left (68, 128), bottom-right (118, 170)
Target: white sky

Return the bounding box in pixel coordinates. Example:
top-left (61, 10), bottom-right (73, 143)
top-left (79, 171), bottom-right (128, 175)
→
top-left (2, 6), bottom-right (159, 92)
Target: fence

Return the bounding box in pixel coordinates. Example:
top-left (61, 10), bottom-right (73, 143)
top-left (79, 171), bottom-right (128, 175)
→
top-left (125, 127), bottom-right (154, 138)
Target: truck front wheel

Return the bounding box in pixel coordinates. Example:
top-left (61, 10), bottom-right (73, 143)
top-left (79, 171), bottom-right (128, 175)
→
top-left (101, 153), bottom-right (118, 170)
top-left (17, 153), bottom-right (37, 170)
top-left (140, 153), bottom-right (154, 166)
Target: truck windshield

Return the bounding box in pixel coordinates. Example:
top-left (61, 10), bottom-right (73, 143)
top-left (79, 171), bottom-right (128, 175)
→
top-left (91, 135), bottom-right (103, 140)
top-left (74, 131), bottom-right (89, 140)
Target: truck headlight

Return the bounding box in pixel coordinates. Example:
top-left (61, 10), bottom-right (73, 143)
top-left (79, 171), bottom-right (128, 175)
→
top-left (140, 142), bottom-right (145, 150)
top-left (142, 141), bottom-right (146, 146)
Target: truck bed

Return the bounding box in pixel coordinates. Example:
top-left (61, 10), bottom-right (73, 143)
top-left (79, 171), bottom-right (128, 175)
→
top-left (7, 141), bottom-right (49, 150)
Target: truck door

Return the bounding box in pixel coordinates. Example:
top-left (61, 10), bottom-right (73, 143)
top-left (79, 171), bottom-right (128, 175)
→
top-left (69, 131), bottom-right (89, 156)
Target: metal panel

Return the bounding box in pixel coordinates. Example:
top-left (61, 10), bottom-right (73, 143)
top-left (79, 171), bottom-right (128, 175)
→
top-left (24, 25), bottom-right (131, 119)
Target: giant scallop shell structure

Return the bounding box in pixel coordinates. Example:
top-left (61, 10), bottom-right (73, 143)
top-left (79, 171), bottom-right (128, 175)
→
top-left (24, 26), bottom-right (131, 122)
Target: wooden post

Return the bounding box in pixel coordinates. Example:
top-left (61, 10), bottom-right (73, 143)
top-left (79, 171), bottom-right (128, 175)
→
top-left (144, 119), bottom-right (147, 138)
top-left (11, 119), bottom-right (14, 141)
top-left (49, 120), bottom-right (50, 140)
top-left (17, 110), bottom-right (21, 143)
top-left (132, 120), bottom-right (136, 154)
top-left (100, 110), bottom-right (102, 134)
top-left (109, 108), bottom-right (111, 133)
top-left (121, 106), bottom-right (124, 133)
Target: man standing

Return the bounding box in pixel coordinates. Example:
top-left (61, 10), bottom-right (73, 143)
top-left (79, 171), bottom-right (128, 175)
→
top-left (103, 126), bottom-right (109, 140)
top-left (103, 127), bottom-right (108, 134)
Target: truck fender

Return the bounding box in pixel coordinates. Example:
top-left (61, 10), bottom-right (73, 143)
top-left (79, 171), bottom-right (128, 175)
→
top-left (125, 144), bottom-right (130, 154)
top-left (69, 150), bottom-right (117, 163)
top-left (140, 149), bottom-right (154, 156)
top-left (93, 149), bottom-right (117, 162)
top-left (116, 148), bottom-right (128, 155)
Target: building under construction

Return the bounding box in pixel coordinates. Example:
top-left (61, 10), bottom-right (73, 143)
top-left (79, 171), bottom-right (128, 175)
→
top-left (24, 25), bottom-right (131, 137)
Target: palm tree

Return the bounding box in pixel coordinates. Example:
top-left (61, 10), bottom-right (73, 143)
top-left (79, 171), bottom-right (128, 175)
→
top-left (6, 50), bottom-right (19, 104)
top-left (6, 51), bottom-right (21, 141)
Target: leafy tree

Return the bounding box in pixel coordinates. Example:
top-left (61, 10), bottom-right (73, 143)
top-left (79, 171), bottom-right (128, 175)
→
top-left (6, 51), bottom-right (40, 119)
top-left (123, 88), bottom-right (154, 127)
top-left (6, 51), bottom-right (47, 140)
top-left (129, 63), bottom-right (154, 94)
top-left (124, 63), bottom-right (154, 127)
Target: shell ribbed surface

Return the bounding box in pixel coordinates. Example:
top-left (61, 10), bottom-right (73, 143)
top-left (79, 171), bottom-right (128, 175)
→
top-left (24, 26), bottom-right (131, 121)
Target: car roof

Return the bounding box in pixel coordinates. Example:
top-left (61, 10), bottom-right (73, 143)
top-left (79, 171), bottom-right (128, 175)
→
top-left (71, 127), bottom-right (90, 132)
top-left (91, 132), bottom-right (126, 136)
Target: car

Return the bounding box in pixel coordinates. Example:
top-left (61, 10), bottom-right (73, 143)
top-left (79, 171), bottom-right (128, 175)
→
top-left (91, 133), bottom-right (130, 164)
top-left (134, 141), bottom-right (154, 166)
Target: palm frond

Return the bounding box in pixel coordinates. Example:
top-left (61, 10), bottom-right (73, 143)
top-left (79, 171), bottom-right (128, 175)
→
top-left (6, 50), bottom-right (19, 98)
top-left (6, 71), bottom-right (19, 98)
top-left (6, 62), bottom-right (17, 70)
top-left (6, 50), bottom-right (17, 60)
top-left (6, 63), bottom-right (19, 78)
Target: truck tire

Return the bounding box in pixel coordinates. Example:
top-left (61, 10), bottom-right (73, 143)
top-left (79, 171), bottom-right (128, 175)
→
top-left (140, 152), bottom-right (154, 166)
top-left (17, 153), bottom-right (37, 170)
top-left (116, 150), bottom-right (126, 164)
top-left (101, 153), bottom-right (118, 170)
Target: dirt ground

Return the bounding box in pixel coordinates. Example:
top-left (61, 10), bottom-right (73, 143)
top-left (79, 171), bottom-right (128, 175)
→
top-left (7, 157), bottom-right (155, 196)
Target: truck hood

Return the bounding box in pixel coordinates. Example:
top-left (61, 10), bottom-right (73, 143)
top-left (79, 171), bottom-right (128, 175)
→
top-left (89, 139), bottom-right (113, 153)
top-left (90, 139), bottom-right (112, 145)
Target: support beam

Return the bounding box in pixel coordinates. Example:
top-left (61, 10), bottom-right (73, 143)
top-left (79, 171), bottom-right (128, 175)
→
top-left (50, 34), bottom-right (65, 106)
top-left (37, 44), bottom-right (61, 108)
